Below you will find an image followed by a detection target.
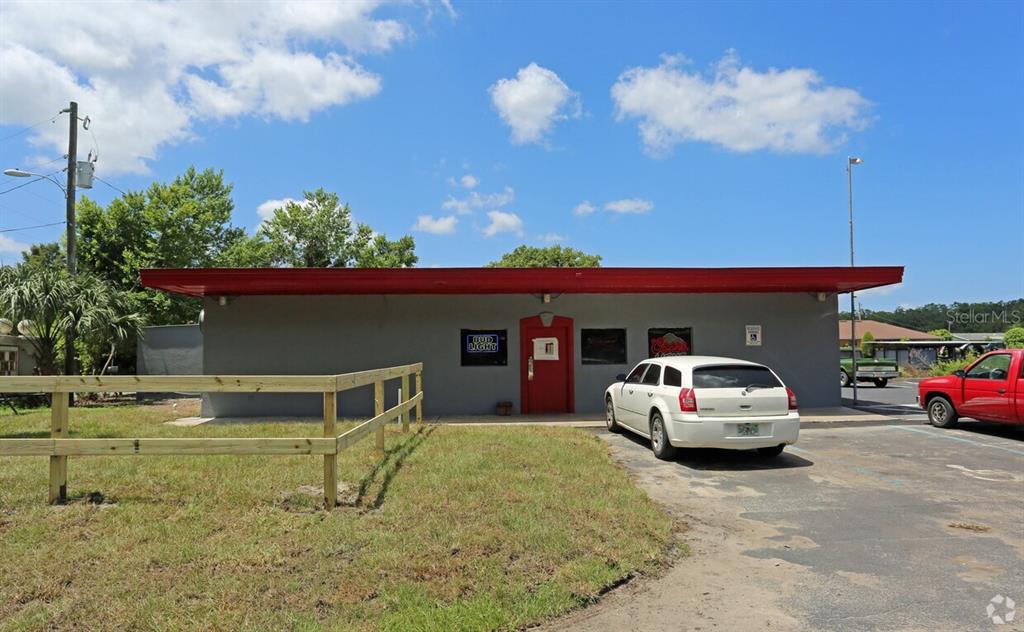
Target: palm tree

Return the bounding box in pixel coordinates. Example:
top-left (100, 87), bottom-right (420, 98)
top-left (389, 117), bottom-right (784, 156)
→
top-left (0, 266), bottom-right (143, 375)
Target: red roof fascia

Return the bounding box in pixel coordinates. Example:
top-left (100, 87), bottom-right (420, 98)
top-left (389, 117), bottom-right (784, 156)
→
top-left (139, 266), bottom-right (903, 297)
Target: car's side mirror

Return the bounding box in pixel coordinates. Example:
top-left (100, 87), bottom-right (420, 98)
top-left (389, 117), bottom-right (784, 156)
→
top-left (953, 369), bottom-right (966, 378)
top-left (616, 373), bottom-right (627, 382)
top-left (991, 369), bottom-right (1007, 380)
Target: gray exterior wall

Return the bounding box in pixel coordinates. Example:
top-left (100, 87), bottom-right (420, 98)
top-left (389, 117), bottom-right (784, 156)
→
top-left (201, 293), bottom-right (840, 417)
top-left (137, 325), bottom-right (203, 397)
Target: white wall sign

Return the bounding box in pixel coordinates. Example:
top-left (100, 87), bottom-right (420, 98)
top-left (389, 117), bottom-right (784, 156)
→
top-left (533, 337), bottom-right (559, 360)
top-left (745, 325), bottom-right (762, 346)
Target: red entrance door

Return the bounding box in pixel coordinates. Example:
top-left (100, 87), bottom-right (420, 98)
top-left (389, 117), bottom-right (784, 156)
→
top-left (520, 315), bottom-right (574, 414)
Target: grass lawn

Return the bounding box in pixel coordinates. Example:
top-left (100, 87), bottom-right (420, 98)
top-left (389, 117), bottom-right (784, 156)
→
top-left (0, 402), bottom-right (677, 631)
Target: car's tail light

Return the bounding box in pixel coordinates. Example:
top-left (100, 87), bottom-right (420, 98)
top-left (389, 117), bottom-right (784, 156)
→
top-left (678, 388), bottom-right (697, 412)
top-left (786, 387), bottom-right (798, 410)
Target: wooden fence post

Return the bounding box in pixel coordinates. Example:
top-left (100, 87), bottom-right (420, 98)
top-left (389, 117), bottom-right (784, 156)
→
top-left (49, 391), bottom-right (68, 504)
top-left (323, 391), bottom-right (337, 510)
top-left (374, 380), bottom-right (385, 456)
top-left (401, 373), bottom-right (410, 433)
top-left (415, 371), bottom-right (423, 424)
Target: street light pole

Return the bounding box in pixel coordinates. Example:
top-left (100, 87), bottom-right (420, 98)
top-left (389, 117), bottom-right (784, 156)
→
top-left (63, 102), bottom-right (78, 381)
top-left (847, 156), bottom-right (862, 406)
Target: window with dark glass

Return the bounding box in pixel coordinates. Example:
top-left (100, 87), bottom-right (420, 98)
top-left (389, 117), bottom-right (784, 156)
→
top-left (692, 365), bottom-right (782, 389)
top-left (641, 364), bottom-right (662, 385)
top-left (581, 328), bottom-right (627, 364)
top-left (625, 363), bottom-right (648, 383)
top-left (648, 328), bottom-right (692, 357)
top-left (664, 366), bottom-right (682, 387)
top-left (460, 329), bottom-right (508, 366)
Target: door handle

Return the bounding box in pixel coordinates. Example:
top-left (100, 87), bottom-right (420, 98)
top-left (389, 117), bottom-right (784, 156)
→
top-left (528, 356), bottom-right (534, 381)
top-left (628, 389), bottom-right (634, 394)
top-left (647, 392), bottom-right (653, 398)
top-left (998, 389), bottom-right (1006, 394)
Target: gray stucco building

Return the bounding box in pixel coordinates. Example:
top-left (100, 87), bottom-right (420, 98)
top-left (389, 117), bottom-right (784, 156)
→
top-left (141, 266), bottom-right (903, 417)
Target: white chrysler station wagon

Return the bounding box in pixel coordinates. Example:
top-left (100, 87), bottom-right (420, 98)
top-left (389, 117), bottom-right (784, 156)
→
top-left (604, 356), bottom-right (800, 460)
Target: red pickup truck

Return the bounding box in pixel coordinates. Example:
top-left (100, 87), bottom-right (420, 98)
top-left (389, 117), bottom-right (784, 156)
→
top-left (918, 349), bottom-right (1024, 427)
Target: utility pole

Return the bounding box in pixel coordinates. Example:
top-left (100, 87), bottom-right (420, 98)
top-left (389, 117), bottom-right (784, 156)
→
top-left (64, 101), bottom-right (78, 383)
top-left (847, 157), bottom-right (862, 406)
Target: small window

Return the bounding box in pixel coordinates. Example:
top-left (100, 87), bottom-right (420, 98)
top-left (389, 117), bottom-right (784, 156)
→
top-left (664, 366), bottom-right (682, 387)
top-left (966, 354), bottom-right (1012, 380)
top-left (641, 364), bottom-right (662, 385)
top-left (648, 328), bottom-right (692, 357)
top-left (693, 365), bottom-right (782, 389)
top-left (625, 363), bottom-right (648, 384)
top-left (0, 348), bottom-right (17, 376)
top-left (460, 329), bottom-right (508, 366)
top-left (581, 329), bottom-right (627, 364)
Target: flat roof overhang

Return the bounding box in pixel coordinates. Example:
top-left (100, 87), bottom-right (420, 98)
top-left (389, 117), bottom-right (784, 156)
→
top-left (140, 266), bottom-right (904, 297)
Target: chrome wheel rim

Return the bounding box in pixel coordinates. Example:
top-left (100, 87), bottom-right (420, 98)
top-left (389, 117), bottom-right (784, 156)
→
top-left (840, 372), bottom-right (847, 386)
top-left (930, 401), bottom-right (947, 423)
top-left (652, 418), bottom-right (663, 451)
top-left (605, 401), bottom-right (614, 428)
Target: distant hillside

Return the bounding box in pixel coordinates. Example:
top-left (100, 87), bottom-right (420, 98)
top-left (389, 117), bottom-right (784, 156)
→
top-left (840, 299), bottom-right (1024, 334)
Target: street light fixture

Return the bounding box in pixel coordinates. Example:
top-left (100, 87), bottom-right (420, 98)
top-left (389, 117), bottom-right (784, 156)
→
top-left (3, 168), bottom-right (68, 196)
top-left (847, 156), bottom-right (863, 406)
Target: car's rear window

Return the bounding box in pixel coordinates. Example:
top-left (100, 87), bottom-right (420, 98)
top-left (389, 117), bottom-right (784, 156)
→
top-left (692, 365), bottom-right (782, 389)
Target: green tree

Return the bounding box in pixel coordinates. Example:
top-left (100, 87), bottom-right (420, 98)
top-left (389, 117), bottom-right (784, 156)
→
top-left (0, 265), bottom-right (143, 375)
top-left (77, 167), bottom-right (247, 325)
top-left (928, 328), bottom-right (954, 340)
top-left (859, 330), bottom-right (875, 357)
top-left (1005, 327), bottom-right (1024, 349)
top-left (257, 188), bottom-right (417, 268)
top-left (21, 242), bottom-right (64, 271)
top-left (487, 245), bottom-right (602, 268)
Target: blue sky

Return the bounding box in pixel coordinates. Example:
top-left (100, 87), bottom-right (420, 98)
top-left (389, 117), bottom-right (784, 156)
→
top-left (1, 1), bottom-right (1021, 310)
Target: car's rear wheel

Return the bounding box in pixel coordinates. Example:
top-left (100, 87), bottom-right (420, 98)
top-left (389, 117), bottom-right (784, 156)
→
top-left (873, 378), bottom-right (888, 388)
top-left (927, 397), bottom-right (958, 428)
top-left (840, 371), bottom-right (851, 387)
top-left (605, 397), bottom-right (621, 433)
top-left (757, 444), bottom-right (785, 457)
top-left (650, 412), bottom-right (676, 460)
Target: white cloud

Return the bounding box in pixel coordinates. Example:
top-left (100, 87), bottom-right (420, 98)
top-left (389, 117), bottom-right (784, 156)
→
top-left (604, 198), bottom-right (653, 214)
top-left (537, 232), bottom-right (566, 243)
top-left (611, 51), bottom-right (870, 156)
top-left (0, 1), bottom-right (430, 174)
top-left (256, 197), bottom-right (304, 222)
top-left (0, 234), bottom-right (30, 256)
top-left (489, 63), bottom-right (580, 145)
top-left (459, 174), bottom-right (479, 189)
top-left (482, 211), bottom-right (524, 238)
top-left (572, 201), bottom-right (596, 216)
top-left (413, 214), bottom-right (458, 235)
top-left (442, 186), bottom-right (515, 215)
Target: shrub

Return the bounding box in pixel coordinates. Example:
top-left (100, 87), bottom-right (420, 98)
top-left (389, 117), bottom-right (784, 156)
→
top-left (930, 354), bottom-right (978, 377)
top-left (859, 331), bottom-right (875, 357)
top-left (1004, 326), bottom-right (1024, 349)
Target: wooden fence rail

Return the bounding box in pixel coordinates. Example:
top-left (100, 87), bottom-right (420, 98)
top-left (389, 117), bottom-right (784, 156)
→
top-left (0, 363), bottom-right (424, 509)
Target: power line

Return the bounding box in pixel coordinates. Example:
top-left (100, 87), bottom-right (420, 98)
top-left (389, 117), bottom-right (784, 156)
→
top-left (0, 112), bottom-right (65, 142)
top-left (0, 220), bottom-right (66, 234)
top-left (94, 175), bottom-right (127, 196)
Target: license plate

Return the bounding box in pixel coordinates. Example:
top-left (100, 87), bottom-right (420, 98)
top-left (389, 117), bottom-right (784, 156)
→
top-left (737, 423), bottom-right (760, 437)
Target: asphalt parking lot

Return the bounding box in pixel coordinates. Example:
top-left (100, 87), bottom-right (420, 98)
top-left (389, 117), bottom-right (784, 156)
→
top-left (843, 377), bottom-right (928, 421)
top-left (558, 422), bottom-right (1024, 632)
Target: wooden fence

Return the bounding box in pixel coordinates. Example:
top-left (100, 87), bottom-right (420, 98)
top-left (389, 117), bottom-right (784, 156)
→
top-left (0, 363), bottom-right (424, 509)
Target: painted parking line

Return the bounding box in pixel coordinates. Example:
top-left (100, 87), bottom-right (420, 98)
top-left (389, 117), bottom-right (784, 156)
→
top-left (788, 445), bottom-right (904, 487)
top-left (889, 425), bottom-right (1024, 457)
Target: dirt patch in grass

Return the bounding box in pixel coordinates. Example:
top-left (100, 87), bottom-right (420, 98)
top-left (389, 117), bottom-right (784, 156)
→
top-left (0, 405), bottom-right (673, 631)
